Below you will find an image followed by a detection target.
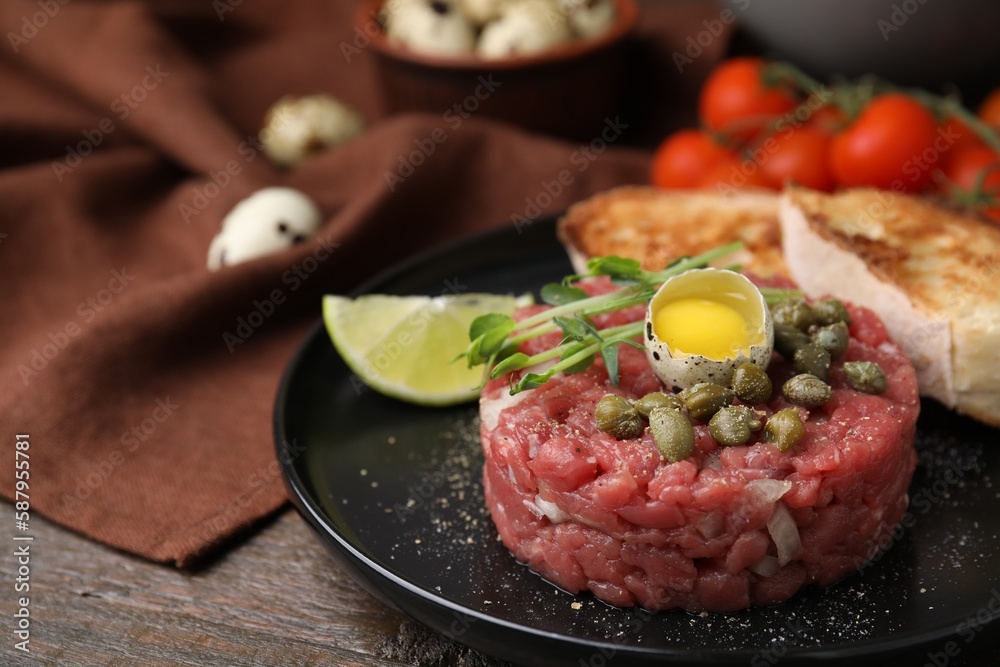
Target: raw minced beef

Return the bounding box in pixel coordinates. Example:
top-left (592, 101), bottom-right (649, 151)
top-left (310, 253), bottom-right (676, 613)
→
top-left (479, 278), bottom-right (919, 612)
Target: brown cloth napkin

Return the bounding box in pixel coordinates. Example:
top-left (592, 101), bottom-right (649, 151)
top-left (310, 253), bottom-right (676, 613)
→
top-left (0, 0), bottom-right (725, 566)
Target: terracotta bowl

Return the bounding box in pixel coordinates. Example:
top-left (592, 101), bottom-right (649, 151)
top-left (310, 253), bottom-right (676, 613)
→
top-left (355, 0), bottom-right (638, 140)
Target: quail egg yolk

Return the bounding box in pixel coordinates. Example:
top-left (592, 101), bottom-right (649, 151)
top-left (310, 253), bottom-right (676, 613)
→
top-left (653, 298), bottom-right (751, 360)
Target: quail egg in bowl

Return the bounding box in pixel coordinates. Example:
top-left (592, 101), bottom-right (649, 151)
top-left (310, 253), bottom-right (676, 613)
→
top-left (645, 268), bottom-right (774, 390)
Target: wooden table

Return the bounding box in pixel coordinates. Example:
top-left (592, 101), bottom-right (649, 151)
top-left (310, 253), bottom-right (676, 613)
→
top-left (11, 505), bottom-right (998, 666)
top-left (6, 0), bottom-right (999, 662)
top-left (13, 509), bottom-right (509, 667)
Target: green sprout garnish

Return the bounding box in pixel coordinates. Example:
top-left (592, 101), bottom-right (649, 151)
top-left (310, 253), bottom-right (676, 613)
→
top-left (459, 242), bottom-right (800, 395)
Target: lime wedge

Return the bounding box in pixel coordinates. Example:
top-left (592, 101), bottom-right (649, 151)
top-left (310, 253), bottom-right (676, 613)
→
top-left (322, 292), bottom-right (530, 406)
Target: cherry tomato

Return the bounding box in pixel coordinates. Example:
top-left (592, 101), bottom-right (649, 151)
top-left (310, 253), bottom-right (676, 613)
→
top-left (698, 57), bottom-right (798, 143)
top-left (760, 127), bottom-right (835, 191)
top-left (941, 143), bottom-right (1000, 191)
top-left (651, 129), bottom-right (729, 189)
top-left (940, 143), bottom-right (1000, 222)
top-left (939, 116), bottom-right (979, 156)
top-left (830, 93), bottom-right (939, 192)
top-left (978, 87), bottom-right (1000, 129)
top-left (806, 105), bottom-right (846, 134)
top-left (699, 153), bottom-right (775, 191)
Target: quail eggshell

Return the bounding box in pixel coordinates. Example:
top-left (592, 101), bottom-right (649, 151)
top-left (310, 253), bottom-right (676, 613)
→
top-left (457, 0), bottom-right (510, 24)
top-left (477, 0), bottom-right (572, 58)
top-left (262, 95), bottom-right (365, 168)
top-left (384, 0), bottom-right (476, 56)
top-left (207, 187), bottom-right (322, 271)
top-left (643, 268), bottom-right (774, 390)
top-left (562, 0), bottom-right (616, 38)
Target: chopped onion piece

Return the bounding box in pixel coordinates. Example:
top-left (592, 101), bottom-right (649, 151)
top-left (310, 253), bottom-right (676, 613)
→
top-left (527, 434), bottom-right (541, 459)
top-left (747, 478), bottom-right (793, 503)
top-left (534, 495), bottom-right (570, 523)
top-left (523, 499), bottom-right (544, 519)
top-left (767, 501), bottom-right (802, 566)
top-left (749, 555), bottom-right (780, 577)
top-left (696, 512), bottom-right (725, 539)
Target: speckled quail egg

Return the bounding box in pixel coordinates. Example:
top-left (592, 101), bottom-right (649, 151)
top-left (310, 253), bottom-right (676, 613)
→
top-left (644, 268), bottom-right (774, 390)
top-left (477, 0), bottom-right (573, 58)
top-left (560, 0), bottom-right (616, 38)
top-left (384, 0), bottom-right (476, 56)
top-left (207, 187), bottom-right (321, 271)
top-left (457, 0), bottom-right (510, 24)
top-left (261, 94), bottom-right (365, 168)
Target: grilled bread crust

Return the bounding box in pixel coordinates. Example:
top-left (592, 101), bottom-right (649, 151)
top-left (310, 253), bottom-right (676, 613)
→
top-left (779, 187), bottom-right (1000, 427)
top-left (556, 186), bottom-right (787, 278)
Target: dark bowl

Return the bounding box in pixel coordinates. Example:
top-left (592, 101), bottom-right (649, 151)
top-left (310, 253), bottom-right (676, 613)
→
top-left (724, 0), bottom-right (1000, 93)
top-left (355, 0), bottom-right (638, 140)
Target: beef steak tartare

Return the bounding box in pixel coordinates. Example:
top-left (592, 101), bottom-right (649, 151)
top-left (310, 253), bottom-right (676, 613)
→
top-left (479, 279), bottom-right (919, 612)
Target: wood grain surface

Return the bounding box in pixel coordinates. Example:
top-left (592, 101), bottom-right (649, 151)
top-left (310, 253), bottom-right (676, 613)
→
top-left (2, 510), bottom-right (509, 667)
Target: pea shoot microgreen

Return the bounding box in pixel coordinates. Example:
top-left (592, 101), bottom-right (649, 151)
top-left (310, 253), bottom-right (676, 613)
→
top-left (459, 242), bottom-right (800, 395)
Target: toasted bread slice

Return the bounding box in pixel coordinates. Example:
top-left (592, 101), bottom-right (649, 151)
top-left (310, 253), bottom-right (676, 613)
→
top-left (779, 187), bottom-right (1000, 427)
top-left (557, 186), bottom-right (787, 277)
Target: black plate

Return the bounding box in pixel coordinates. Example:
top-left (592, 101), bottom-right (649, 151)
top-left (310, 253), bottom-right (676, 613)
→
top-left (275, 218), bottom-right (1000, 666)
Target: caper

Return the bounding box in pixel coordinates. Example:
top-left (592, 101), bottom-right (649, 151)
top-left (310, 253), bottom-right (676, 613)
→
top-left (812, 298), bottom-right (852, 327)
top-left (649, 407), bottom-right (695, 463)
top-left (842, 361), bottom-right (888, 395)
top-left (781, 373), bottom-right (832, 408)
top-left (774, 324), bottom-right (811, 359)
top-left (731, 362), bottom-right (772, 404)
top-left (708, 405), bottom-right (762, 447)
top-left (793, 343), bottom-right (831, 382)
top-left (595, 395), bottom-right (643, 440)
top-left (634, 391), bottom-right (683, 418)
top-left (763, 408), bottom-right (805, 453)
top-left (770, 298), bottom-right (817, 331)
top-left (810, 321), bottom-right (849, 360)
top-left (680, 382), bottom-right (734, 421)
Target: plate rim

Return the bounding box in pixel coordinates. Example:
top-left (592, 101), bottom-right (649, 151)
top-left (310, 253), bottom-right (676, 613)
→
top-left (273, 218), bottom-right (999, 665)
